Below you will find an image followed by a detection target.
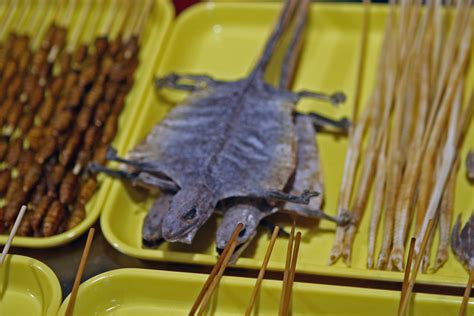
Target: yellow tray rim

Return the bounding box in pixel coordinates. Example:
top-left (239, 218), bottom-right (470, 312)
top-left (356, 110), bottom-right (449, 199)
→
top-left (58, 267), bottom-right (465, 314)
top-left (1, 254), bottom-right (62, 316)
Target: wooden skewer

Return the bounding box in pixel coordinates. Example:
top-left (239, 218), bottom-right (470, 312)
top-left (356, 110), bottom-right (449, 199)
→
top-left (398, 219), bottom-right (434, 316)
top-left (133, 0), bottom-right (153, 37)
top-left (66, 0), bottom-right (92, 53)
top-left (0, 205), bottom-right (26, 265)
top-left (282, 231), bottom-right (302, 316)
top-left (189, 223), bottom-right (243, 315)
top-left (459, 269), bottom-right (474, 316)
top-left (65, 228), bottom-right (95, 316)
top-left (245, 226), bottom-right (280, 316)
top-left (399, 237), bottom-right (416, 309)
top-left (0, 0), bottom-right (17, 42)
top-left (197, 239), bottom-right (238, 316)
top-left (279, 220), bottom-right (295, 315)
top-left (352, 0), bottom-right (370, 123)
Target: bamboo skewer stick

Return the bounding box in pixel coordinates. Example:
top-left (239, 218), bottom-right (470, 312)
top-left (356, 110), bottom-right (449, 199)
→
top-left (0, 0), bottom-right (17, 42)
top-left (133, 0), bottom-right (154, 37)
top-left (328, 0), bottom-right (395, 265)
top-left (190, 223), bottom-right (243, 315)
top-left (339, 0), bottom-right (375, 266)
top-left (328, 104), bottom-right (370, 264)
top-left (415, 2), bottom-right (471, 234)
top-left (245, 226), bottom-right (280, 316)
top-left (424, 0), bottom-right (468, 138)
top-left (399, 237), bottom-right (416, 308)
top-left (388, 7), bottom-right (433, 271)
top-left (415, 61), bottom-right (473, 255)
top-left (367, 132), bottom-right (388, 269)
top-left (32, 0), bottom-right (58, 50)
top-left (351, 0), bottom-right (371, 123)
top-left (280, 220), bottom-right (295, 314)
top-left (197, 239), bottom-right (238, 316)
top-left (99, 0), bottom-right (117, 37)
top-left (421, 211), bottom-right (439, 273)
top-left (281, 231), bottom-right (302, 316)
top-left (398, 219), bottom-right (434, 316)
top-left (432, 159), bottom-right (458, 271)
top-left (65, 228), bottom-right (95, 316)
top-left (0, 205), bottom-right (26, 265)
top-left (66, 0), bottom-right (92, 54)
top-left (459, 270), bottom-right (474, 316)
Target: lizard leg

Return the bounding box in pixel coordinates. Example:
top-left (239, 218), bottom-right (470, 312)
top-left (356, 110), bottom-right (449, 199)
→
top-left (297, 112), bottom-right (351, 131)
top-left (106, 147), bottom-right (168, 175)
top-left (294, 90), bottom-right (346, 106)
top-left (88, 162), bottom-right (137, 180)
top-left (88, 162), bottom-right (179, 192)
top-left (262, 190), bottom-right (319, 205)
top-left (154, 73), bottom-right (224, 92)
top-left (298, 208), bottom-right (352, 226)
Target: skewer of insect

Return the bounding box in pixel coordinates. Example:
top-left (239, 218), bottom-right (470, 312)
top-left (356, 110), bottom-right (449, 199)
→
top-left (2, 0), bottom-right (46, 137)
top-left (1, 1), bottom-right (56, 230)
top-left (0, 0), bottom-right (19, 81)
top-left (0, 0), bottom-right (30, 126)
top-left (7, 0), bottom-right (84, 235)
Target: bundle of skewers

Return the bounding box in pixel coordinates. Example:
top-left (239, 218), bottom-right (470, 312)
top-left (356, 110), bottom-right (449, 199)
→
top-left (191, 222), bottom-right (301, 316)
top-left (0, 0), bottom-right (151, 238)
top-left (328, 0), bottom-right (473, 274)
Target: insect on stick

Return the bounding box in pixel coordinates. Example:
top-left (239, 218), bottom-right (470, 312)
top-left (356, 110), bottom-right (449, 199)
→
top-left (245, 226), bottom-right (280, 316)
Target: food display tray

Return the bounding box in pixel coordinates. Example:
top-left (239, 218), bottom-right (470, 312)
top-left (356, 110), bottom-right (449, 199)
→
top-left (0, 0), bottom-right (174, 247)
top-left (100, 2), bottom-right (474, 286)
top-left (0, 255), bottom-right (61, 316)
top-left (58, 268), bottom-right (469, 315)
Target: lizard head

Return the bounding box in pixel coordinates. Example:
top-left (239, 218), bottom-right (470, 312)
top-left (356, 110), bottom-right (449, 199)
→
top-left (161, 186), bottom-right (214, 244)
top-left (216, 204), bottom-right (261, 262)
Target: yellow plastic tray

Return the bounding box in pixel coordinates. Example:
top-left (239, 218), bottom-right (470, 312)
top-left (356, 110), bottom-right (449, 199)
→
top-left (100, 3), bottom-right (474, 286)
top-left (0, 0), bottom-right (174, 247)
top-left (58, 268), bottom-right (469, 315)
top-left (0, 255), bottom-right (61, 316)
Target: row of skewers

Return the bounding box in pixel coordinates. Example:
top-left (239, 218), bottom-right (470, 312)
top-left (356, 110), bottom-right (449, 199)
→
top-left (190, 222), bottom-right (301, 316)
top-left (0, 0), bottom-right (151, 237)
top-left (329, 0), bottom-right (473, 275)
